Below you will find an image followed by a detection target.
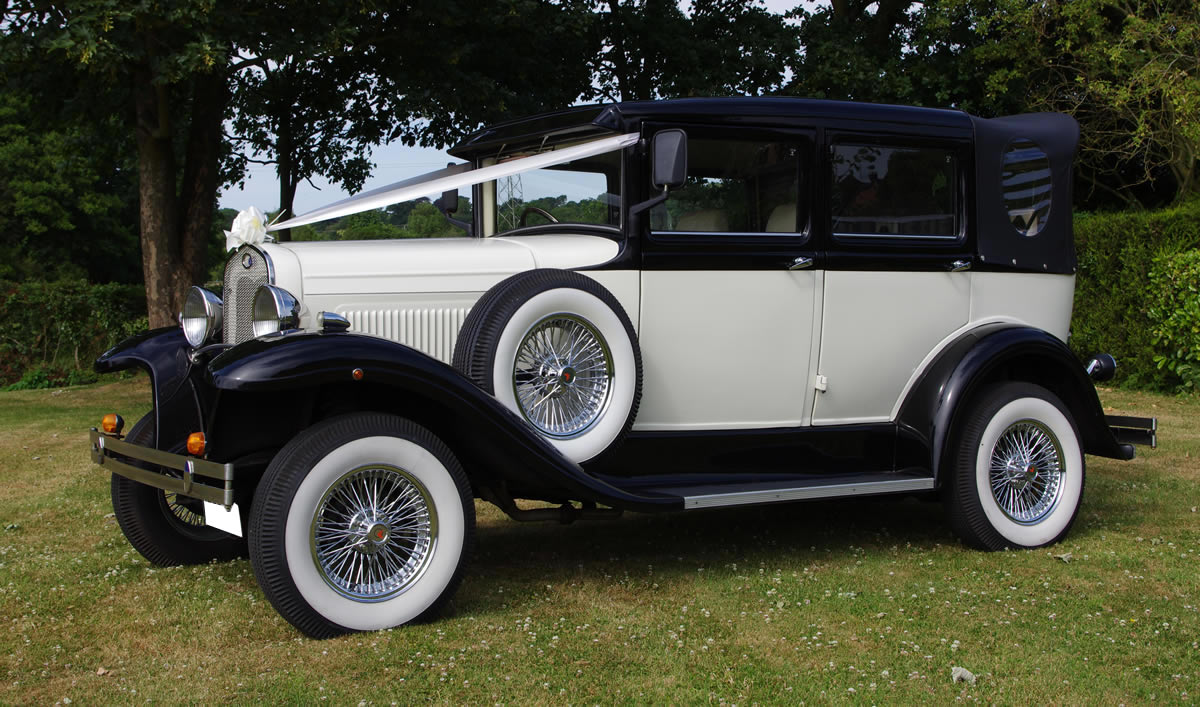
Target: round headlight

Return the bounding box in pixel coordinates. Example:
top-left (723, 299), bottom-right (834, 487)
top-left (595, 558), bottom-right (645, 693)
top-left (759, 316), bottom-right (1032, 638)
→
top-left (252, 284), bottom-right (302, 337)
top-left (180, 286), bottom-right (223, 347)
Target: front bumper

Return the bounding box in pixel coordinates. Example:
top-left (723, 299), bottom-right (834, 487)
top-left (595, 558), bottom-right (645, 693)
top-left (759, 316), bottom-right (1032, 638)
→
top-left (89, 428), bottom-right (236, 509)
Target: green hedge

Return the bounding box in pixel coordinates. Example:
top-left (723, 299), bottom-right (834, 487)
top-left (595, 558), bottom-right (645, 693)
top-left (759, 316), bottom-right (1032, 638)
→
top-left (1071, 199), bottom-right (1200, 391)
top-left (1147, 249), bottom-right (1200, 392)
top-left (0, 279), bottom-right (147, 388)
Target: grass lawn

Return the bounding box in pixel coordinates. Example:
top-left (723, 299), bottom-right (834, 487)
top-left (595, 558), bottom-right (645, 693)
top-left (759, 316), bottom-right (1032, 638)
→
top-left (0, 376), bottom-right (1196, 704)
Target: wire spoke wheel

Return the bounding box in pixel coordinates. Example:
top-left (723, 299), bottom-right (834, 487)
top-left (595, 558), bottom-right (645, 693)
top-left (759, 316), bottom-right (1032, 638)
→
top-left (513, 314), bottom-right (613, 439)
top-left (311, 465), bottom-right (437, 602)
top-left (162, 491), bottom-right (206, 527)
top-left (987, 419), bottom-right (1065, 524)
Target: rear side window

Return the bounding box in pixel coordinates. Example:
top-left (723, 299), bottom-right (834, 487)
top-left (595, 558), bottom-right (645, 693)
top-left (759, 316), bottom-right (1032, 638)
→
top-left (1002, 139), bottom-right (1052, 237)
top-left (651, 137), bottom-right (805, 235)
top-left (831, 143), bottom-right (959, 239)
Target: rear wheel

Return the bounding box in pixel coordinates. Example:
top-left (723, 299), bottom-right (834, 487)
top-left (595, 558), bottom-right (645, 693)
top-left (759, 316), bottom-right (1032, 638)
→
top-left (110, 413), bottom-right (246, 566)
top-left (248, 413), bottom-right (474, 638)
top-left (945, 383), bottom-right (1085, 550)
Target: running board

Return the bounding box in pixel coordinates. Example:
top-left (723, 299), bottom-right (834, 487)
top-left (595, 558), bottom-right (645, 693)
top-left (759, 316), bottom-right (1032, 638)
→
top-left (619, 470), bottom-right (936, 508)
top-left (680, 477), bottom-right (934, 509)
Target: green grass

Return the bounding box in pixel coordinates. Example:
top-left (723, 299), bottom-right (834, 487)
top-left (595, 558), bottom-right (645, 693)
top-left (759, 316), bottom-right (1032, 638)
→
top-left (1, 378), bottom-right (1197, 703)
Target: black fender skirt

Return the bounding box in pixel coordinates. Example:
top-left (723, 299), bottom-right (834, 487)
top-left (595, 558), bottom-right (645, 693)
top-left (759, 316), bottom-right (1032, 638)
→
top-left (897, 323), bottom-right (1132, 482)
top-left (94, 327), bottom-right (208, 451)
top-left (206, 332), bottom-right (681, 513)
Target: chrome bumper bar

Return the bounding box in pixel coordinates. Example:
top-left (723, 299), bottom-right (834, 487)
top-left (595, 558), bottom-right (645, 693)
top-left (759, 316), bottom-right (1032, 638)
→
top-left (1106, 415), bottom-right (1157, 450)
top-left (89, 428), bottom-right (236, 509)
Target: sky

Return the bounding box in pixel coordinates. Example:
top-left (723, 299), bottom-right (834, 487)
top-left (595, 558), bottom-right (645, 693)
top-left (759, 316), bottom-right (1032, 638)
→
top-left (218, 0), bottom-right (804, 218)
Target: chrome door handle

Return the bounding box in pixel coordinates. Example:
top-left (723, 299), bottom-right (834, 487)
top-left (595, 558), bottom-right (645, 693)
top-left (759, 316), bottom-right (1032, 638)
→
top-left (788, 256), bottom-right (814, 271)
top-left (949, 259), bottom-right (971, 272)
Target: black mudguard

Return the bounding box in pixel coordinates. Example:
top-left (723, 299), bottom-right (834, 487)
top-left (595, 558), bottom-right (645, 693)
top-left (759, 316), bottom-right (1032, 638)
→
top-left (206, 331), bottom-right (679, 512)
top-left (94, 327), bottom-right (209, 451)
top-left (897, 323), bottom-right (1132, 484)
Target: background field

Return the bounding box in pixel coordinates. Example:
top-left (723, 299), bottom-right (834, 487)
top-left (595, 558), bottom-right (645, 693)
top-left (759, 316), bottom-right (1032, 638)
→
top-left (1, 377), bottom-right (1196, 704)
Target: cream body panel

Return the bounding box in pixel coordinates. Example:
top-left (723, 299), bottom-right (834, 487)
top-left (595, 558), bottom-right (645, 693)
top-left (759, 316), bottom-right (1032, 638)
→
top-left (582, 270), bottom-right (641, 333)
top-left (301, 292), bottom-right (479, 364)
top-left (635, 270), bottom-right (819, 430)
top-left (286, 235), bottom-right (620, 363)
top-left (493, 235), bottom-right (620, 270)
top-left (279, 235), bottom-right (617, 296)
top-left (970, 272), bottom-right (1075, 342)
top-left (812, 271), bottom-right (970, 425)
top-left (259, 243), bottom-right (304, 299)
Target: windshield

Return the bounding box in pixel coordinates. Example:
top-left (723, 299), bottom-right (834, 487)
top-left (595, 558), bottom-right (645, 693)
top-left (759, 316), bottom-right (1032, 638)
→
top-left (488, 149), bottom-right (622, 233)
top-left (269, 132), bottom-right (636, 235)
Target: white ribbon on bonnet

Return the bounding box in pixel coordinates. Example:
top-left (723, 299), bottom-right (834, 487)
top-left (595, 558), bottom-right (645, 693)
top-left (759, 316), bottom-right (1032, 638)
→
top-left (224, 206), bottom-right (269, 251)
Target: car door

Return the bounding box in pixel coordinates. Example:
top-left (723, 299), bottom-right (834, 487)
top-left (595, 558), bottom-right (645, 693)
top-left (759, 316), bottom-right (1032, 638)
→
top-left (634, 126), bottom-right (822, 431)
top-left (811, 131), bottom-right (974, 425)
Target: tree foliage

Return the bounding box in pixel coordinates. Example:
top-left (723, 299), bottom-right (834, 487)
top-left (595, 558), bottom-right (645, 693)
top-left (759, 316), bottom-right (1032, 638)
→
top-left (0, 92), bottom-right (140, 283)
top-left (989, 0), bottom-right (1200, 207)
top-left (587, 0), bottom-right (796, 101)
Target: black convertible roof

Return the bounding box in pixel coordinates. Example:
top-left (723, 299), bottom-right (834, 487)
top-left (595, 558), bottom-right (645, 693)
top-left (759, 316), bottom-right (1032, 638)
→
top-left (448, 97), bottom-right (973, 158)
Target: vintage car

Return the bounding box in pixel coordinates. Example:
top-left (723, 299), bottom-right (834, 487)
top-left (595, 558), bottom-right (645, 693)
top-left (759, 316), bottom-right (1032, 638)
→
top-left (89, 98), bottom-right (1156, 637)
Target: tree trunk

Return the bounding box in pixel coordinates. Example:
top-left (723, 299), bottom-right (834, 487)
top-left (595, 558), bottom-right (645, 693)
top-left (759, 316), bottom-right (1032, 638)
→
top-left (276, 113), bottom-right (296, 242)
top-left (179, 71), bottom-right (228, 284)
top-left (134, 62), bottom-right (229, 328)
top-left (133, 64), bottom-right (182, 329)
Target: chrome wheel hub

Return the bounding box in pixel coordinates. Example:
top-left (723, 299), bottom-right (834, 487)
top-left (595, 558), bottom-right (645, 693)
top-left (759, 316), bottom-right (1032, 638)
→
top-left (988, 419), bottom-right (1065, 524)
top-left (311, 466), bottom-right (437, 601)
top-left (513, 314), bottom-right (613, 439)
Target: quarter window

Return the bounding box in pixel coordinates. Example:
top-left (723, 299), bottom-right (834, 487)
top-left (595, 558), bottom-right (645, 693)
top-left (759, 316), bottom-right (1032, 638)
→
top-left (831, 143), bottom-right (958, 239)
top-left (1002, 139), bottom-right (1052, 237)
top-left (651, 137), bottom-right (804, 235)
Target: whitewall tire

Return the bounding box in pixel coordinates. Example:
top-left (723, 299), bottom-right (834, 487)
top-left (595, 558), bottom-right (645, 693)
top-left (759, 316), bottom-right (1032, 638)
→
top-left (946, 383), bottom-right (1084, 550)
top-left (249, 414), bottom-right (474, 638)
top-left (453, 269), bottom-right (642, 463)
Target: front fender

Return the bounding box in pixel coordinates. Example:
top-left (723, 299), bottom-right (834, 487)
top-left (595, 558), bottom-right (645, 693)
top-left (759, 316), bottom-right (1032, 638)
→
top-left (206, 332), bottom-right (678, 512)
top-left (897, 324), bottom-right (1130, 483)
top-left (94, 327), bottom-right (206, 450)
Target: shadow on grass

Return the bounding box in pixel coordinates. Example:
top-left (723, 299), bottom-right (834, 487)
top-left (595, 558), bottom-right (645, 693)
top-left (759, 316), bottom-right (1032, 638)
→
top-left (462, 494), bottom-right (954, 612)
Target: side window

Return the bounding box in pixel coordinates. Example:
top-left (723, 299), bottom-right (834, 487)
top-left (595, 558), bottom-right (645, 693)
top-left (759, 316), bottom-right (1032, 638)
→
top-left (1002, 139), bottom-right (1052, 237)
top-left (651, 136), bottom-right (804, 235)
top-left (830, 142), bottom-right (959, 239)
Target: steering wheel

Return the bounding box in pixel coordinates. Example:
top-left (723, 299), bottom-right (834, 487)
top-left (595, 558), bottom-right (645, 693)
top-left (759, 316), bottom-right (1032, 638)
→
top-left (519, 206), bottom-right (559, 227)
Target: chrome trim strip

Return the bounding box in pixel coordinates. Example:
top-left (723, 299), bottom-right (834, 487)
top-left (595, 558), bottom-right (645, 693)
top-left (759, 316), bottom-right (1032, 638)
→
top-left (89, 429), bottom-right (235, 508)
top-left (683, 477), bottom-right (934, 509)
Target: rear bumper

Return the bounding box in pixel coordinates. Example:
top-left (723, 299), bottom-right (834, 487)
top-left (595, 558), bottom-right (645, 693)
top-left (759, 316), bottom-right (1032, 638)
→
top-left (89, 428), bottom-right (236, 509)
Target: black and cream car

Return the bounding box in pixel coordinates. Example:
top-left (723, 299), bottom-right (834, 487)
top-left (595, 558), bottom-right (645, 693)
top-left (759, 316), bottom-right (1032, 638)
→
top-left (90, 98), bottom-right (1156, 637)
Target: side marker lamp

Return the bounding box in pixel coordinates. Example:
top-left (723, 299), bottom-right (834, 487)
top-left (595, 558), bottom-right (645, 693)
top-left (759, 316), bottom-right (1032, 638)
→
top-left (186, 432), bottom-right (207, 457)
top-left (101, 414), bottom-right (125, 435)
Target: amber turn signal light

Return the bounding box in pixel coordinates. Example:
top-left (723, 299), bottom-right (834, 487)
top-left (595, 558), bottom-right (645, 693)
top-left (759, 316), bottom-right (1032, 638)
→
top-left (186, 432), bottom-right (206, 457)
top-left (101, 413), bottom-right (125, 435)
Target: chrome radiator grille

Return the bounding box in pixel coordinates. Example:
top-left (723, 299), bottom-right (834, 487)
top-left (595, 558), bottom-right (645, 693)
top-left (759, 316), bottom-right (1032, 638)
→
top-left (223, 245), bottom-right (271, 345)
top-left (342, 307), bottom-right (469, 363)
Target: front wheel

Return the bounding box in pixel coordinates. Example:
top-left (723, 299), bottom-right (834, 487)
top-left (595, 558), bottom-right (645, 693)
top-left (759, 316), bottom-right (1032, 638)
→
top-left (248, 413), bottom-right (475, 638)
top-left (945, 383), bottom-right (1085, 550)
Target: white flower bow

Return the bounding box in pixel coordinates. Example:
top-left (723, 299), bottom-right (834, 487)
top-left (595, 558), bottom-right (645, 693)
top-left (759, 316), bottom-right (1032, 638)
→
top-left (225, 206), bottom-right (269, 251)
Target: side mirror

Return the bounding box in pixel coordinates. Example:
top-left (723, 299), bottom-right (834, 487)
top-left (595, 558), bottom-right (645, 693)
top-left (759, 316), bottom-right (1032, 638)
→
top-left (651, 129), bottom-right (687, 190)
top-left (435, 188), bottom-right (458, 215)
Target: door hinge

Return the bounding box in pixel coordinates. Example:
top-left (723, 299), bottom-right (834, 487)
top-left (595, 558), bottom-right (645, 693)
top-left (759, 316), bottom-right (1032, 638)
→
top-left (814, 374), bottom-right (828, 393)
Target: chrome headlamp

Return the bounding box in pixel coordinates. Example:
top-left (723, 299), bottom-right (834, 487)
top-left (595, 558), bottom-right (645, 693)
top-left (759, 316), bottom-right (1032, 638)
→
top-left (252, 284), bottom-right (303, 337)
top-left (180, 286), bottom-right (223, 347)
